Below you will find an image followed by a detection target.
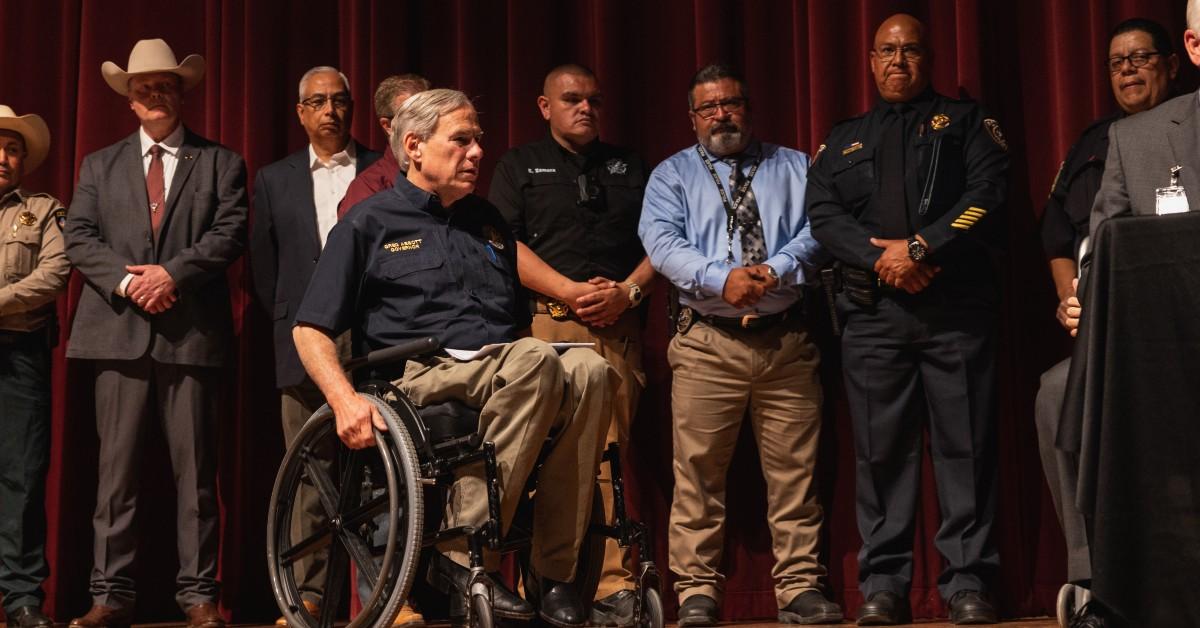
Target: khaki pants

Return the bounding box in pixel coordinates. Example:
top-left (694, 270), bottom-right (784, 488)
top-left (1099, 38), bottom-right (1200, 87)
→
top-left (398, 337), bottom-right (614, 581)
top-left (667, 319), bottom-right (826, 608)
top-left (530, 312), bottom-right (646, 597)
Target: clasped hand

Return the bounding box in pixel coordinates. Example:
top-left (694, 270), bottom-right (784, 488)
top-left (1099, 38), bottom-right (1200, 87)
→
top-left (870, 238), bottom-right (939, 294)
top-left (569, 277), bottom-right (630, 328)
top-left (722, 264), bottom-right (778, 308)
top-left (126, 264), bottom-right (177, 314)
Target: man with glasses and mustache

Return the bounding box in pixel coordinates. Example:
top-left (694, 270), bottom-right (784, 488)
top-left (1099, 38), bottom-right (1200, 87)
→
top-left (807, 14), bottom-right (1008, 625)
top-left (488, 64), bottom-right (655, 628)
top-left (1034, 18), bottom-right (1178, 626)
top-left (639, 63), bottom-right (839, 627)
top-left (250, 65), bottom-right (382, 626)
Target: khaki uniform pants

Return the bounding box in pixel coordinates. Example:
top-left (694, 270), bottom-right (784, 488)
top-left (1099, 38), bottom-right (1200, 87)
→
top-left (530, 312), bottom-right (646, 597)
top-left (667, 320), bottom-right (826, 608)
top-left (398, 337), bottom-right (614, 581)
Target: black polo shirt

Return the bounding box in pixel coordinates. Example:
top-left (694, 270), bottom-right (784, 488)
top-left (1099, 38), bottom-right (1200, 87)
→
top-left (1041, 113), bottom-right (1119, 260)
top-left (294, 175), bottom-right (531, 358)
top-left (489, 135), bottom-right (646, 282)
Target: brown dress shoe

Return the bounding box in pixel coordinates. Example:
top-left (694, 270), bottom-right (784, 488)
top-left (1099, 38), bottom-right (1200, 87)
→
top-left (275, 599), bottom-right (320, 626)
top-left (68, 605), bottom-right (132, 628)
top-left (185, 602), bottom-right (226, 628)
top-left (392, 603), bottom-right (425, 628)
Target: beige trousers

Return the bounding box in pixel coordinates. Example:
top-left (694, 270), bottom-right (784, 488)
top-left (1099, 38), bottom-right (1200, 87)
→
top-left (667, 319), bottom-right (826, 608)
top-left (398, 337), bottom-right (614, 581)
top-left (530, 312), bottom-right (646, 597)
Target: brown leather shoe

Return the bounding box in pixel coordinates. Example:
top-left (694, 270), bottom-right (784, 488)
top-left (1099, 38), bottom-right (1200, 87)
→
top-left (393, 602), bottom-right (425, 627)
top-left (185, 602), bottom-right (226, 628)
top-left (68, 605), bottom-right (132, 628)
top-left (275, 599), bottom-right (320, 626)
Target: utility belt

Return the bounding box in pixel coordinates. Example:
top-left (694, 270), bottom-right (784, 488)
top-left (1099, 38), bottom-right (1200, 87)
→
top-left (674, 304), bottom-right (799, 335)
top-left (0, 325), bottom-right (51, 348)
top-left (818, 262), bottom-right (897, 336)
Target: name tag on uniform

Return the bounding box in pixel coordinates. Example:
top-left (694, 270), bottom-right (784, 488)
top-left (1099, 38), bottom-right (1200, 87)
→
top-left (1156, 165), bottom-right (1190, 215)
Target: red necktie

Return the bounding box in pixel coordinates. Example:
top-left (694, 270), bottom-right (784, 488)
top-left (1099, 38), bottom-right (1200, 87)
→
top-left (147, 144), bottom-right (165, 235)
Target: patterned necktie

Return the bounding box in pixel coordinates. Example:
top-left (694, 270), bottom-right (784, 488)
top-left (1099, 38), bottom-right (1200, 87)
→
top-left (147, 144), bottom-right (165, 235)
top-left (729, 158), bottom-right (766, 266)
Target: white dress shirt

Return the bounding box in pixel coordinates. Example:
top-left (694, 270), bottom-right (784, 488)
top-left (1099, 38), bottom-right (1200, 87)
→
top-left (309, 142), bottom-right (358, 248)
top-left (117, 124), bottom-right (187, 297)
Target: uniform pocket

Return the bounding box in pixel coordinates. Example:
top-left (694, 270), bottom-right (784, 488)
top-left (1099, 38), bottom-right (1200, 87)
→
top-left (3, 227), bottom-right (41, 280)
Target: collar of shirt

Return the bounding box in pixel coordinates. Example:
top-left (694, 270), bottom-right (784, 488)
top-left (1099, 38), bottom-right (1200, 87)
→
top-left (0, 187), bottom-right (26, 208)
top-left (697, 138), bottom-right (763, 168)
top-left (139, 123), bottom-right (185, 159)
top-left (393, 174), bottom-right (450, 219)
top-left (308, 141), bottom-right (357, 170)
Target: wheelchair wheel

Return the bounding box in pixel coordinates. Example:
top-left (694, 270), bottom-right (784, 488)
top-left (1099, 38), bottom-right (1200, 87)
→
top-left (470, 589), bottom-right (494, 628)
top-left (638, 587), bottom-right (663, 628)
top-left (267, 393), bottom-right (425, 628)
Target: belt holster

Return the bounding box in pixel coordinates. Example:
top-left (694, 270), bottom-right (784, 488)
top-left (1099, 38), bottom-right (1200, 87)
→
top-left (840, 263), bottom-right (881, 308)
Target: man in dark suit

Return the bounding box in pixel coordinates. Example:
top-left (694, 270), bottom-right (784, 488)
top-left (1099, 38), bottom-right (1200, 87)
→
top-left (63, 38), bottom-right (247, 628)
top-left (248, 65), bottom-right (381, 625)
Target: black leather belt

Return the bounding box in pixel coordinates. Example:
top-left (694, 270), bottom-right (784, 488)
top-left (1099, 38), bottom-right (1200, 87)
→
top-left (0, 327), bottom-right (45, 345)
top-left (689, 307), bottom-right (796, 331)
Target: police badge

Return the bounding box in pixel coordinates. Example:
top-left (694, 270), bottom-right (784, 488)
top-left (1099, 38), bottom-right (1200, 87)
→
top-left (930, 114), bottom-right (950, 131)
top-left (606, 158), bottom-right (627, 175)
top-left (676, 305), bottom-right (695, 335)
top-left (17, 210), bottom-right (37, 226)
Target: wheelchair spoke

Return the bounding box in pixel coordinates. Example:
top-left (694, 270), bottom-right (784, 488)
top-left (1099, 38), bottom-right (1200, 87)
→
top-left (340, 491), bottom-right (392, 530)
top-left (336, 449), bottom-right (365, 513)
top-left (320, 536), bottom-right (349, 628)
top-left (301, 450), bottom-right (342, 521)
top-left (278, 525), bottom-right (334, 566)
top-left (336, 527), bottom-right (381, 592)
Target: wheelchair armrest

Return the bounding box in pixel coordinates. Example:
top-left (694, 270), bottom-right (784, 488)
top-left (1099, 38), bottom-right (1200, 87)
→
top-left (341, 336), bottom-right (441, 373)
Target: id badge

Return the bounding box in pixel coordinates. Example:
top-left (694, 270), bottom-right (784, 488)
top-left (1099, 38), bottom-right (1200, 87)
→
top-left (1156, 166), bottom-right (1191, 215)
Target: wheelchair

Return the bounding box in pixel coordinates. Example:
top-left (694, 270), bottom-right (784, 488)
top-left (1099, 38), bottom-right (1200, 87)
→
top-left (266, 337), bottom-right (664, 628)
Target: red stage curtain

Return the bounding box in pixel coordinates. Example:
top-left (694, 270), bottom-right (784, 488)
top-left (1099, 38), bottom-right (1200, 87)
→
top-left (0, 0), bottom-right (1192, 622)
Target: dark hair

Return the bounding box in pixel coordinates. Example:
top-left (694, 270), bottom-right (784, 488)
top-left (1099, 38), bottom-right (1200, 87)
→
top-left (1110, 17), bottom-right (1174, 56)
top-left (687, 64), bottom-right (748, 108)
top-left (544, 63), bottom-right (597, 83)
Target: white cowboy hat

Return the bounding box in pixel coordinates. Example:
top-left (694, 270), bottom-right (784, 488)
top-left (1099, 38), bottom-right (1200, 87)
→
top-left (101, 38), bottom-right (205, 96)
top-left (0, 105), bottom-right (51, 174)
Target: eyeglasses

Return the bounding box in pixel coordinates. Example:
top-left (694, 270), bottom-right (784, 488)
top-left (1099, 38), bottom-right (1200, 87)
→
top-left (692, 97), bottom-right (748, 120)
top-left (577, 174), bottom-right (601, 207)
top-left (1106, 51), bottom-right (1163, 73)
top-left (874, 44), bottom-right (924, 61)
top-left (300, 94), bottom-right (352, 111)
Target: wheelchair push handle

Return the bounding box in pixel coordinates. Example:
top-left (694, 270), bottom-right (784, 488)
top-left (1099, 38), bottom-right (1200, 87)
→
top-left (341, 336), bottom-right (441, 373)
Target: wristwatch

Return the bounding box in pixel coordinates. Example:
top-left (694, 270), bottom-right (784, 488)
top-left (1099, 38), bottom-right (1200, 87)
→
top-left (764, 265), bottom-right (780, 283)
top-left (626, 281), bottom-right (644, 308)
top-left (906, 236), bottom-right (928, 262)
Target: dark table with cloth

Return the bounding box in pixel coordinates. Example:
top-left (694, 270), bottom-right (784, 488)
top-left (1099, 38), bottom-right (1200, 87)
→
top-left (1060, 211), bottom-right (1200, 628)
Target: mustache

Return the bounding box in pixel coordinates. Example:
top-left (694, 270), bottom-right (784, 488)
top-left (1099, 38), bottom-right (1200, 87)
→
top-left (711, 122), bottom-right (740, 134)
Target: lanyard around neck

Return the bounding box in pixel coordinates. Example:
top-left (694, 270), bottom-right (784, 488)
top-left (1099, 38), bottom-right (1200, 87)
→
top-left (695, 144), bottom-right (761, 264)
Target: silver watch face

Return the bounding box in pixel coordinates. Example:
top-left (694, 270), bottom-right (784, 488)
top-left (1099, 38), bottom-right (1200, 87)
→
top-left (908, 239), bottom-right (926, 261)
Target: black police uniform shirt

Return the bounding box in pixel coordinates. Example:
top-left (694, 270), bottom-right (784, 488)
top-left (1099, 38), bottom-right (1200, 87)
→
top-left (294, 174), bottom-right (531, 361)
top-left (1041, 113), bottom-right (1119, 261)
top-left (488, 135), bottom-right (646, 283)
top-left (806, 89), bottom-right (1009, 294)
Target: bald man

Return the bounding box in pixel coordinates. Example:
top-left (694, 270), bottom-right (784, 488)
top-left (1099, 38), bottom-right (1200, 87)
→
top-left (807, 14), bottom-right (1008, 625)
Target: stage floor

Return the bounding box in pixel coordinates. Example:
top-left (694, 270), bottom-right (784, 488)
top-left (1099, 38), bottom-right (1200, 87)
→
top-left (2, 621), bottom-right (1057, 628)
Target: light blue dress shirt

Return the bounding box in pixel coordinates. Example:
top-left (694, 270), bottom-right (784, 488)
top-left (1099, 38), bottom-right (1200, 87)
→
top-left (638, 141), bottom-right (825, 317)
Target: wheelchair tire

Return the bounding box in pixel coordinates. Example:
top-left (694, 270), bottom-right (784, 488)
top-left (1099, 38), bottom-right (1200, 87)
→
top-left (639, 587), bottom-right (663, 628)
top-left (267, 393), bottom-right (424, 628)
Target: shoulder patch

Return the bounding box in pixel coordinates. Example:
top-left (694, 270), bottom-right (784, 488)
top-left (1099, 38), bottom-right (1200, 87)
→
top-left (983, 118), bottom-right (1007, 151)
top-left (54, 206), bottom-right (67, 230)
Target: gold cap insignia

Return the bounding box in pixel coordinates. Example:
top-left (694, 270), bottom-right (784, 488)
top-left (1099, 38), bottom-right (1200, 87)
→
top-left (17, 210), bottom-right (37, 226)
top-left (931, 114), bottom-right (950, 131)
top-left (983, 118), bottom-right (1008, 151)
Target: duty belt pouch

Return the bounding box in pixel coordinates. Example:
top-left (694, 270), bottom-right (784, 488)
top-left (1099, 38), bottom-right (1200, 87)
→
top-left (841, 265), bottom-right (881, 307)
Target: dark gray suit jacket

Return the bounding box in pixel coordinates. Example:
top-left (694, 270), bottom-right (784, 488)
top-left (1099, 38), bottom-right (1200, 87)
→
top-left (1090, 91), bottom-right (1200, 244)
top-left (64, 127), bottom-right (248, 366)
top-left (249, 142), bottom-right (380, 388)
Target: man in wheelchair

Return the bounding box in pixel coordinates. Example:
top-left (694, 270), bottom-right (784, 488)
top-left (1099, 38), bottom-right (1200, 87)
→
top-left (291, 88), bottom-right (616, 628)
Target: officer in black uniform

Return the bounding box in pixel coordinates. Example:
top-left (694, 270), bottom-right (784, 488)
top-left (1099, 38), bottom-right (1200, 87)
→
top-left (806, 14), bottom-right (1008, 626)
top-left (1035, 17), bottom-right (1178, 625)
top-left (488, 63), bottom-right (654, 627)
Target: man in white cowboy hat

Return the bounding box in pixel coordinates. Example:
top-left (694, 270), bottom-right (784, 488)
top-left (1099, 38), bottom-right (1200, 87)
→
top-left (0, 105), bottom-right (69, 628)
top-left (63, 38), bottom-right (246, 628)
